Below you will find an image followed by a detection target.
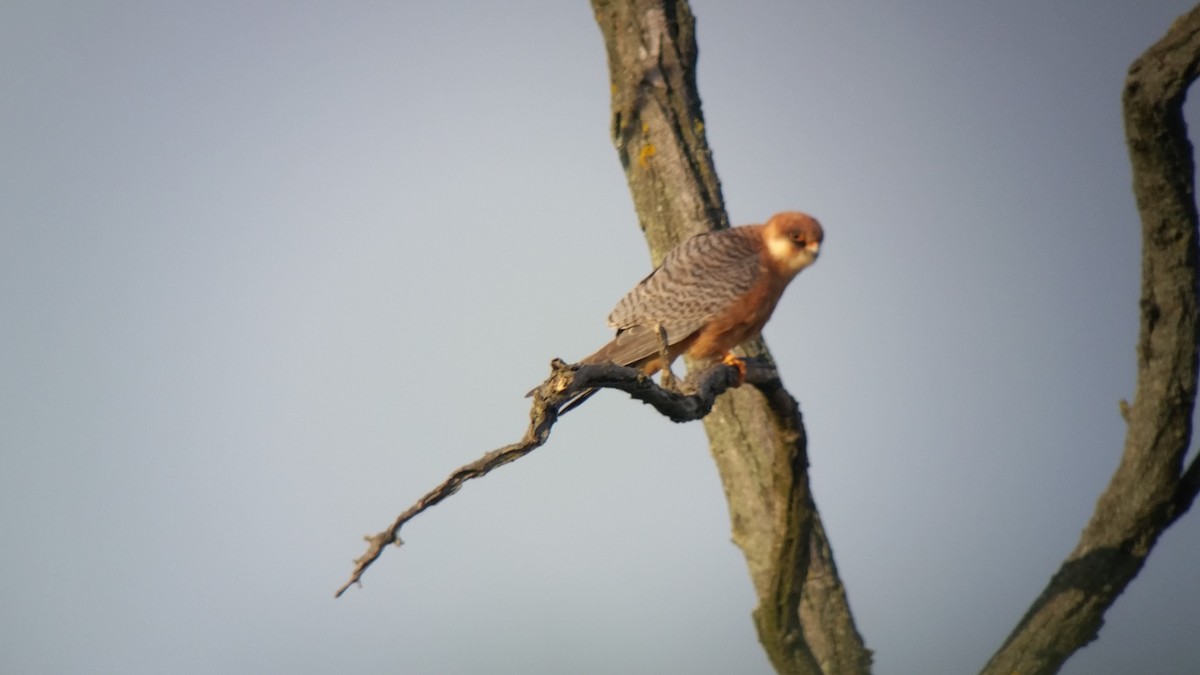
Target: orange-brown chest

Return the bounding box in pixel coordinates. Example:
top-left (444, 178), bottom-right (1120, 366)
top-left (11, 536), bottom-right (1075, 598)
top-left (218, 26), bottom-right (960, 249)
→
top-left (684, 272), bottom-right (787, 362)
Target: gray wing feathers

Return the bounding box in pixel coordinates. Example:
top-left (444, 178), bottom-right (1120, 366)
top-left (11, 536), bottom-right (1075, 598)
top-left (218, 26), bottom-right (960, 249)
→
top-left (579, 324), bottom-right (666, 366)
top-left (588, 228), bottom-right (762, 365)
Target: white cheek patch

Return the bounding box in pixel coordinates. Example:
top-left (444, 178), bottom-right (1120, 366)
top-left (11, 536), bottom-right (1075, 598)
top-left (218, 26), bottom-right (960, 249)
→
top-left (766, 235), bottom-right (815, 273)
top-left (766, 234), bottom-right (795, 264)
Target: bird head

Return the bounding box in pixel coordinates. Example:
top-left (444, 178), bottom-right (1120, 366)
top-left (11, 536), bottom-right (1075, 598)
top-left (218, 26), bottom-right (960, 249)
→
top-left (763, 211), bottom-right (823, 276)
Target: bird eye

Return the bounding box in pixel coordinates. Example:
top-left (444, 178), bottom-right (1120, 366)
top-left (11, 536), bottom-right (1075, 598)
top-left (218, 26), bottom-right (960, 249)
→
top-left (788, 231), bottom-right (806, 246)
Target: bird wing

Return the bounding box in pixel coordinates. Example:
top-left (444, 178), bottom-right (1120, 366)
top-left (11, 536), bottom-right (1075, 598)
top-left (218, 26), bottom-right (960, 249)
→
top-left (592, 227), bottom-right (763, 365)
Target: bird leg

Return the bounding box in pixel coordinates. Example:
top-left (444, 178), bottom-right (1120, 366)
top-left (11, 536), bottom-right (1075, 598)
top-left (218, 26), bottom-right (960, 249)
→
top-left (653, 323), bottom-right (677, 391)
top-left (660, 364), bottom-right (679, 391)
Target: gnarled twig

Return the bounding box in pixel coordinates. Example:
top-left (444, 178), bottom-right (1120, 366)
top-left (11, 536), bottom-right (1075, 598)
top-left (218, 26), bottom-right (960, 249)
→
top-left (334, 358), bottom-right (751, 598)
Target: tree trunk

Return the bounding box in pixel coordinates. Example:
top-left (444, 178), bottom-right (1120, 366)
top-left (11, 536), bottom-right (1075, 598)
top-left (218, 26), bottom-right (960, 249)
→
top-left (589, 3), bottom-right (1200, 673)
top-left (981, 6), bottom-right (1200, 673)
top-left (589, 2), bottom-right (871, 673)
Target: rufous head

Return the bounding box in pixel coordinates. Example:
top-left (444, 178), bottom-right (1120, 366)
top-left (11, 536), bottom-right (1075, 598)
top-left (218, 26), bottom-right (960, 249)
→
top-left (763, 211), bottom-right (823, 275)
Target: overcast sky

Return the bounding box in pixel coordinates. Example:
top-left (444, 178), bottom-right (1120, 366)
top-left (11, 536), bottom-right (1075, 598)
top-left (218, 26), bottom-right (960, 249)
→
top-left (3, 1), bottom-right (1199, 674)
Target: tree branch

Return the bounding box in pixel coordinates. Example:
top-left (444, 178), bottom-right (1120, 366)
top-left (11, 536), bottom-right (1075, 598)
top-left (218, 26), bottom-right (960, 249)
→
top-left (981, 6), bottom-right (1200, 673)
top-left (334, 358), bottom-right (747, 598)
top-left (590, 2), bottom-right (870, 673)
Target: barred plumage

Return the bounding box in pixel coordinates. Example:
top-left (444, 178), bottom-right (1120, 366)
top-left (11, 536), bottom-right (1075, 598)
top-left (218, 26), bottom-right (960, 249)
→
top-left (579, 211), bottom-right (823, 375)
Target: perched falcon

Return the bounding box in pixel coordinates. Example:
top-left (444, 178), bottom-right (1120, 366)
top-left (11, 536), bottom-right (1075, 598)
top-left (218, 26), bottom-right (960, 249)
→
top-left (562, 211), bottom-right (822, 410)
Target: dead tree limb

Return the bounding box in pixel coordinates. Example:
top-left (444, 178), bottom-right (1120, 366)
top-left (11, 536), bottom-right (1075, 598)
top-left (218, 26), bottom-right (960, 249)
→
top-left (981, 6), bottom-right (1200, 673)
top-left (334, 358), bottom-right (746, 598)
top-left (590, 1), bottom-right (870, 673)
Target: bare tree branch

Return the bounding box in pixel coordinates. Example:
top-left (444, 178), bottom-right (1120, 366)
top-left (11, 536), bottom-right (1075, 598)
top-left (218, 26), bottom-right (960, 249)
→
top-left (981, 6), bottom-right (1200, 673)
top-left (590, 1), bottom-right (870, 673)
top-left (334, 358), bottom-right (746, 598)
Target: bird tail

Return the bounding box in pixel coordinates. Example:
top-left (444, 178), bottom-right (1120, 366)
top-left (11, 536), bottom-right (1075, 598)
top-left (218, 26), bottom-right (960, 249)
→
top-left (524, 337), bottom-right (645, 413)
top-left (557, 388), bottom-right (599, 416)
top-left (550, 345), bottom-right (625, 414)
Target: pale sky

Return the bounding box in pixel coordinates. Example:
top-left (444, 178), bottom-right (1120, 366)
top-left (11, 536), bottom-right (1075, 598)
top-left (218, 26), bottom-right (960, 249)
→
top-left (3, 1), bottom-right (1199, 674)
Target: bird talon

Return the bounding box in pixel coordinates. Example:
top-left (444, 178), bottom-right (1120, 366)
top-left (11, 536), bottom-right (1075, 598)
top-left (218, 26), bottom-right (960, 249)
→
top-left (721, 353), bottom-right (747, 386)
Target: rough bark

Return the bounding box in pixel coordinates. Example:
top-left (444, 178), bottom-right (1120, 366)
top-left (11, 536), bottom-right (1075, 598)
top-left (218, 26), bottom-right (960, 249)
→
top-left (589, 2), bottom-right (871, 673)
top-left (981, 6), bottom-right (1200, 674)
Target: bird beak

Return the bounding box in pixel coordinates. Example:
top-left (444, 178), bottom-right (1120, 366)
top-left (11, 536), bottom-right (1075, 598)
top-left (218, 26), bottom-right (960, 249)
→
top-left (806, 241), bottom-right (820, 256)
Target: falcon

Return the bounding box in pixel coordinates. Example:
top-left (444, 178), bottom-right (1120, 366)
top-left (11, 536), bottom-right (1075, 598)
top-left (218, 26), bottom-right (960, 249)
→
top-left (563, 211), bottom-right (823, 410)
